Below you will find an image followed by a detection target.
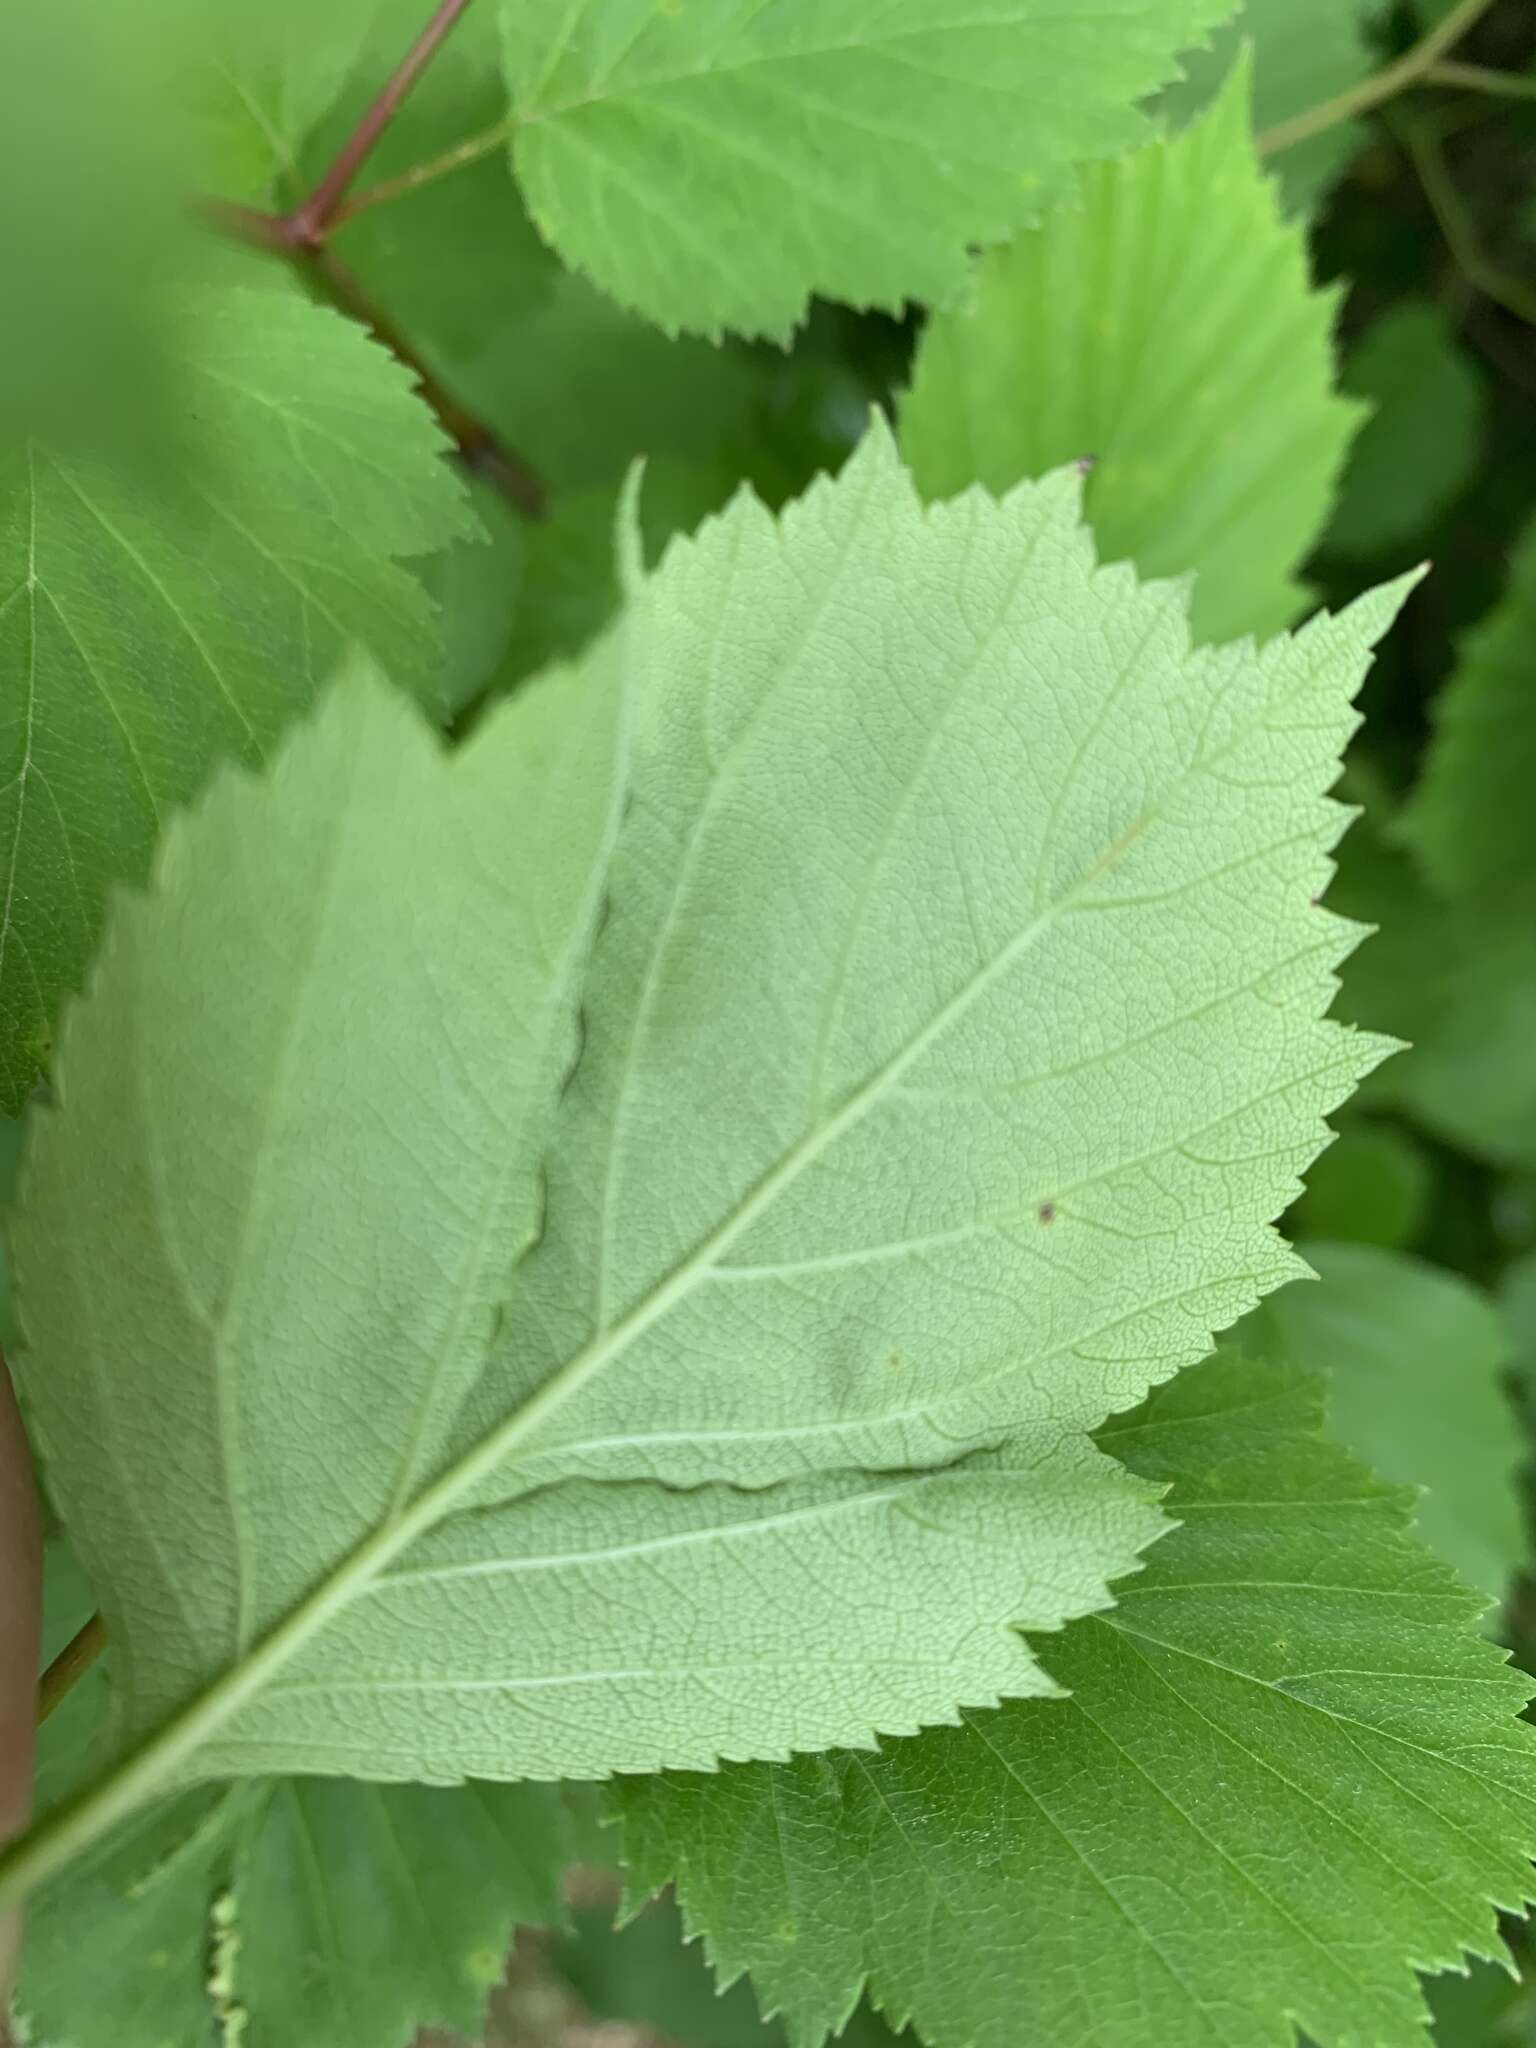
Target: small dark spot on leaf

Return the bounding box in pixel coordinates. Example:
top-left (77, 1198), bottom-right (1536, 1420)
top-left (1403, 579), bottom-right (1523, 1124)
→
top-left (1039, 1201), bottom-right (1056, 1224)
top-left (1075, 454), bottom-right (1097, 475)
top-left (888, 1350), bottom-right (904, 1370)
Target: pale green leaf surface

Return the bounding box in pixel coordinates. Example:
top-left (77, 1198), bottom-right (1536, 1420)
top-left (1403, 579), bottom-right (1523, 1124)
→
top-left (500, 0), bottom-right (1237, 340)
top-left (1, 598), bottom-right (1129, 1851)
top-left (1400, 515), bottom-right (1536, 906)
top-left (16, 1551), bottom-right (572, 2048)
top-left (616, 1354), bottom-right (1536, 2048)
top-left (1324, 303), bottom-right (1481, 560)
top-left (900, 64), bottom-right (1361, 645)
top-left (0, 281), bottom-right (473, 1111)
top-left (466, 428), bottom-right (1403, 1504)
top-left (7, 428), bottom-right (1405, 1873)
top-left (1287, 1117), bottom-right (1430, 1249)
top-left (1234, 1242), bottom-right (1522, 1599)
top-left (7, 656), bottom-right (630, 1805)
top-left (1157, 0), bottom-right (1377, 209)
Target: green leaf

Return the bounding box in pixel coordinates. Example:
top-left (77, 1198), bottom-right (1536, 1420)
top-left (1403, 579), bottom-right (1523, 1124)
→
top-left (1287, 1116), bottom-right (1431, 1249)
top-left (1400, 514), bottom-right (1536, 907)
top-left (1331, 797), bottom-right (1536, 1166)
top-left (1233, 1241), bottom-right (1523, 1600)
top-left (0, 1), bottom-right (185, 457)
top-left (1325, 303), bottom-right (1482, 561)
top-left (500, 0), bottom-right (1237, 340)
top-left (7, 427), bottom-right (1404, 1884)
top-left (900, 60), bottom-right (1361, 644)
top-left (0, 281), bottom-right (474, 1111)
top-left (16, 1551), bottom-right (573, 2048)
top-left (232, 1778), bottom-right (565, 2045)
top-left (615, 1353), bottom-right (1536, 2048)
top-left (458, 272), bottom-right (777, 496)
top-left (413, 478), bottom-right (526, 716)
top-left (166, 0), bottom-right (383, 200)
top-left (498, 459), bottom-right (749, 689)
top-left (1427, 1958), bottom-right (1535, 2047)
top-left (491, 422), bottom-right (1401, 1484)
top-left (555, 1894), bottom-right (786, 2047)
top-left (1157, 0), bottom-right (1378, 210)
top-left (1503, 1253), bottom-right (1536, 1395)
top-left (553, 1894), bottom-right (910, 2046)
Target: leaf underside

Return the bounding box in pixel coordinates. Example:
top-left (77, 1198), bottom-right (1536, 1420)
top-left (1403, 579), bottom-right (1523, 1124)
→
top-left (11, 428), bottom-right (1401, 1880)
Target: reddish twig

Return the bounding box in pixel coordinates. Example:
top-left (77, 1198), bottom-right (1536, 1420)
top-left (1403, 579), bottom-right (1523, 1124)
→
top-left (288, 0), bottom-right (477, 246)
top-left (197, 198), bottom-right (292, 251)
top-left (196, 0), bottom-right (544, 517)
top-left (310, 245), bottom-right (545, 516)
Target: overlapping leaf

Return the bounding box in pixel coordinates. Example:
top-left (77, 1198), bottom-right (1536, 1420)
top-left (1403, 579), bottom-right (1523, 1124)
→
top-left (553, 1895), bottom-right (908, 2046)
top-left (900, 64), bottom-right (1360, 644)
top-left (1235, 1241), bottom-right (1522, 1599)
top-left (1325, 302), bottom-right (1482, 560)
top-left (1400, 514), bottom-right (1536, 907)
top-left (1331, 792), bottom-right (1536, 1166)
top-left (5, 430), bottom-right (1403, 1886)
top-left (1286, 1116), bottom-right (1430, 1248)
top-left (501, 0), bottom-right (1237, 339)
top-left (164, 0), bottom-right (383, 199)
top-left (1157, 0), bottom-right (1378, 208)
top-left (0, 282), bottom-right (473, 1110)
top-left (616, 1355), bottom-right (1536, 2048)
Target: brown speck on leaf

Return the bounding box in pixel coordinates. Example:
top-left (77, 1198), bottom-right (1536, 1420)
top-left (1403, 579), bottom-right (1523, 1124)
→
top-left (1039, 1202), bottom-right (1056, 1224)
top-left (1075, 454), bottom-right (1097, 475)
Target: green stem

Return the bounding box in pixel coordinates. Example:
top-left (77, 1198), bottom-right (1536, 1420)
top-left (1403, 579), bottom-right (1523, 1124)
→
top-left (1422, 59), bottom-right (1536, 103)
top-left (37, 1613), bottom-right (106, 1723)
top-left (1395, 112), bottom-right (1536, 328)
top-left (331, 118), bottom-right (514, 228)
top-left (1257, 0), bottom-right (1498, 157)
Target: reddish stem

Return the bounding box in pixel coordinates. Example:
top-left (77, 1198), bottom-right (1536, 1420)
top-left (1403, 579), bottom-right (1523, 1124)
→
top-left (197, 0), bottom-right (544, 518)
top-left (288, 0), bottom-right (476, 246)
top-left (310, 245), bottom-right (545, 517)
